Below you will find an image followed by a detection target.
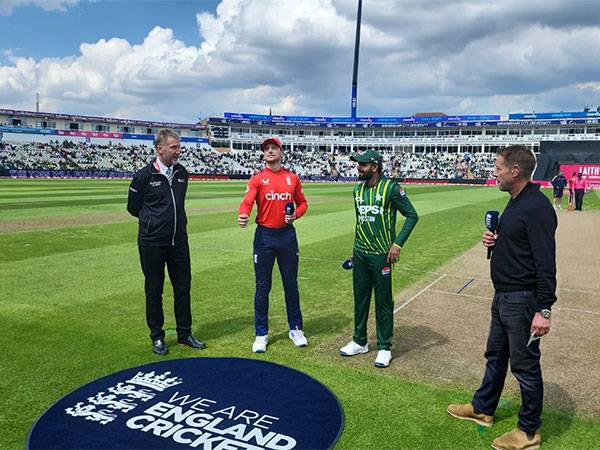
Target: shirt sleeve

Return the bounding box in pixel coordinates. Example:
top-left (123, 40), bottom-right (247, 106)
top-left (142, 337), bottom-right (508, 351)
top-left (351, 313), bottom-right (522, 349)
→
top-left (526, 205), bottom-right (557, 310)
top-left (294, 176), bottom-right (308, 218)
top-left (238, 176), bottom-right (258, 216)
top-left (127, 171), bottom-right (144, 218)
top-left (390, 184), bottom-right (419, 247)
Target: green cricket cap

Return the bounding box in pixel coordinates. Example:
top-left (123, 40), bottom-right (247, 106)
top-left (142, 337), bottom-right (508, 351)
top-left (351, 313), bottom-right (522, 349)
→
top-left (350, 149), bottom-right (382, 163)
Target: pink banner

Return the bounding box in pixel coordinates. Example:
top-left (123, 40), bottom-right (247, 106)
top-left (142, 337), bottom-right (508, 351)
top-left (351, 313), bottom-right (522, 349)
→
top-left (560, 164), bottom-right (600, 188)
top-left (55, 130), bottom-right (123, 139)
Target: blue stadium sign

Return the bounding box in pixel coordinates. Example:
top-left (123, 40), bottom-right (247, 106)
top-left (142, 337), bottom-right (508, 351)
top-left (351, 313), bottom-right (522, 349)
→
top-left (509, 111), bottom-right (600, 120)
top-left (223, 112), bottom-right (500, 125)
top-left (212, 115), bottom-right (600, 129)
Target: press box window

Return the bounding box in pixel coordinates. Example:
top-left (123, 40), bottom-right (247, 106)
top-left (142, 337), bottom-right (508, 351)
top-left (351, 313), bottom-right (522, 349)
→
top-left (36, 120), bottom-right (56, 128)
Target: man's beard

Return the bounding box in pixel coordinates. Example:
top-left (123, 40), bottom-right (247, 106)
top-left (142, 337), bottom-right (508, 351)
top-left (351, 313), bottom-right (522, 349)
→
top-left (358, 171), bottom-right (372, 181)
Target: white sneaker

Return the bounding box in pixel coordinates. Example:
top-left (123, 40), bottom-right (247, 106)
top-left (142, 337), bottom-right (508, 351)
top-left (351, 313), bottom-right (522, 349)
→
top-left (374, 350), bottom-right (392, 368)
top-left (339, 340), bottom-right (369, 356)
top-left (289, 329), bottom-right (308, 347)
top-left (252, 335), bottom-right (268, 353)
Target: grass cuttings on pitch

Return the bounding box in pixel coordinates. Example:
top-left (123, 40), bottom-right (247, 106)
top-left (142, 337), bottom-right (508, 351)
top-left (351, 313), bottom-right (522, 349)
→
top-left (1, 179), bottom-right (599, 450)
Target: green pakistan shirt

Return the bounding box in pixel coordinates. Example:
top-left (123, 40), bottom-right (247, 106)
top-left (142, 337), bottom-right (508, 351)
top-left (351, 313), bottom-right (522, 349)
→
top-left (353, 176), bottom-right (419, 255)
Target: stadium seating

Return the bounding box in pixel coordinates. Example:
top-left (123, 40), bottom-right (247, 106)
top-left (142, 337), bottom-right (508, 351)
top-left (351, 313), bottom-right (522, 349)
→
top-left (0, 140), bottom-right (496, 180)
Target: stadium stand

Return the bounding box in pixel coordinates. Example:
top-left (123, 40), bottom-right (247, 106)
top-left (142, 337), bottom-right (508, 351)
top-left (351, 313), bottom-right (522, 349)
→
top-left (0, 140), bottom-right (495, 180)
top-left (1, 109), bottom-right (598, 183)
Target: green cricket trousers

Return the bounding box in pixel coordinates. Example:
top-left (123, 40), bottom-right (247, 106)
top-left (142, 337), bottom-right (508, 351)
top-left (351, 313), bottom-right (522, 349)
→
top-left (352, 250), bottom-right (394, 350)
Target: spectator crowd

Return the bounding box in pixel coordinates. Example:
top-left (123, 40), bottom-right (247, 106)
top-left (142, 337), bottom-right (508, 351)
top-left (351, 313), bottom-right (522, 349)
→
top-left (0, 140), bottom-right (496, 180)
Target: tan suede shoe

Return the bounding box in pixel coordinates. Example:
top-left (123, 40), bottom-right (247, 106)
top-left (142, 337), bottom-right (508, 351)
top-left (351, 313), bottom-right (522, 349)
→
top-left (492, 428), bottom-right (541, 450)
top-left (447, 403), bottom-right (494, 427)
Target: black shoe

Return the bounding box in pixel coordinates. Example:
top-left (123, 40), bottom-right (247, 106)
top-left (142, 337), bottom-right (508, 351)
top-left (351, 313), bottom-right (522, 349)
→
top-left (178, 335), bottom-right (206, 349)
top-left (152, 339), bottom-right (168, 356)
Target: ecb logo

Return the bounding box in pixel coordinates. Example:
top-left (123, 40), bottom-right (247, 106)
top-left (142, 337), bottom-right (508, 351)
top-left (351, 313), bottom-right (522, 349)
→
top-left (28, 358), bottom-right (343, 450)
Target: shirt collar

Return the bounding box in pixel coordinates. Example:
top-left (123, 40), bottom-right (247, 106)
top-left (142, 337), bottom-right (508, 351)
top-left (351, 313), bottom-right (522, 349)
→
top-left (513, 181), bottom-right (539, 202)
top-left (154, 157), bottom-right (172, 174)
top-left (264, 166), bottom-right (285, 174)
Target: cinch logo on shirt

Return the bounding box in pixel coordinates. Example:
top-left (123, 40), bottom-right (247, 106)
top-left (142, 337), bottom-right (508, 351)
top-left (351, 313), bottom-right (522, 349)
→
top-left (266, 191), bottom-right (292, 201)
top-left (150, 181), bottom-right (162, 187)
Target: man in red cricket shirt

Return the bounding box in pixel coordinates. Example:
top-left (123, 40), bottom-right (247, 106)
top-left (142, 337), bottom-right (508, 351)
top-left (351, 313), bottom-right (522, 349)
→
top-left (238, 137), bottom-right (309, 353)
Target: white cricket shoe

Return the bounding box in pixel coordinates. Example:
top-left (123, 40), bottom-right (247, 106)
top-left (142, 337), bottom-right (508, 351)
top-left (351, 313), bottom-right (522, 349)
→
top-left (289, 329), bottom-right (308, 347)
top-left (374, 350), bottom-right (392, 368)
top-left (252, 335), bottom-right (268, 353)
top-left (339, 340), bottom-right (369, 356)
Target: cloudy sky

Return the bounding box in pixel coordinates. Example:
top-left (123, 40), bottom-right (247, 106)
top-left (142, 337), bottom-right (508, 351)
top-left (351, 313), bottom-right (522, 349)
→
top-left (1, 0), bottom-right (599, 123)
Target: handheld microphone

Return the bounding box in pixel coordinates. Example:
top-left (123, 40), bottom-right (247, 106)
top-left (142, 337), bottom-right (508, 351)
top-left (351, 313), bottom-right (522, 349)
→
top-left (342, 258), bottom-right (353, 270)
top-left (484, 210), bottom-right (500, 260)
top-left (285, 202), bottom-right (295, 225)
top-left (284, 202), bottom-right (295, 215)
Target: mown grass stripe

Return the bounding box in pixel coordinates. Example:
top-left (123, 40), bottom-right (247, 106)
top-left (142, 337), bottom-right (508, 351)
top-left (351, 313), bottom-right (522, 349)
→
top-left (1, 180), bottom-right (598, 450)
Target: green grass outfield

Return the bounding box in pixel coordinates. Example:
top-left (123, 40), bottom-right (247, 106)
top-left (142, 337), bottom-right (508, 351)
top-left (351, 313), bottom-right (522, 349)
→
top-left (1, 179), bottom-right (599, 450)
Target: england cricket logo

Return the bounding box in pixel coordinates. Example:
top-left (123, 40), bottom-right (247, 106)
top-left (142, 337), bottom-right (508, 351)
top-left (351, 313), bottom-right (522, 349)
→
top-left (65, 371), bottom-right (182, 426)
top-left (29, 359), bottom-right (344, 450)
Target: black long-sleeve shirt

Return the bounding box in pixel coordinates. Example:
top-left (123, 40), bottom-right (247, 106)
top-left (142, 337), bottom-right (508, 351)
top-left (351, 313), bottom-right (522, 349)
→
top-left (127, 161), bottom-right (189, 247)
top-left (551, 175), bottom-right (567, 190)
top-left (491, 182), bottom-right (557, 310)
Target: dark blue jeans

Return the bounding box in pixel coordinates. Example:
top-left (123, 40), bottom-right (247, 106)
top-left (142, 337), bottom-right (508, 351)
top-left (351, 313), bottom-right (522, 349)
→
top-left (472, 291), bottom-right (543, 434)
top-left (253, 225), bottom-right (302, 336)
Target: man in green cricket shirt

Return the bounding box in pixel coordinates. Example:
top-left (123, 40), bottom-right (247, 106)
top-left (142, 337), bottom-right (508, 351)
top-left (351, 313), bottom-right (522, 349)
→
top-left (340, 149), bottom-right (419, 367)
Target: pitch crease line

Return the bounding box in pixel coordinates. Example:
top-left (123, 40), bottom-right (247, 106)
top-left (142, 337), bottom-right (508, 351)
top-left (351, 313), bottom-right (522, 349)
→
top-left (456, 277), bottom-right (475, 294)
top-left (427, 290), bottom-right (600, 316)
top-left (428, 288), bottom-right (488, 300)
top-left (556, 307), bottom-right (600, 316)
top-left (394, 274), bottom-right (446, 314)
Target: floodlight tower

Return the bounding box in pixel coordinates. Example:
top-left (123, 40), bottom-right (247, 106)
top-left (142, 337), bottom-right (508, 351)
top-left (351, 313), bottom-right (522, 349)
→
top-left (350, 0), bottom-right (362, 120)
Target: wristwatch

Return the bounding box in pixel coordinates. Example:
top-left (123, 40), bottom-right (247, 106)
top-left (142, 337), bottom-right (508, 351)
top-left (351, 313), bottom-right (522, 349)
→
top-left (539, 309), bottom-right (552, 319)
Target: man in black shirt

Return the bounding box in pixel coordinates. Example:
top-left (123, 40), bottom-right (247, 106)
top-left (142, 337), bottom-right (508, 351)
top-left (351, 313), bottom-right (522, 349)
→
top-left (128, 129), bottom-right (206, 355)
top-left (550, 170), bottom-right (567, 209)
top-left (448, 145), bottom-right (557, 450)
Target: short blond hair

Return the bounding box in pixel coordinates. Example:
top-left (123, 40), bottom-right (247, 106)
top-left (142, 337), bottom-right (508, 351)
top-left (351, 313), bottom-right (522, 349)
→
top-left (154, 128), bottom-right (179, 148)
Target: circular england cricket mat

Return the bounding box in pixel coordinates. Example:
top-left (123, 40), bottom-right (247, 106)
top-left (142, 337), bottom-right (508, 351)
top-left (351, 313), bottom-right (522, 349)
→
top-left (27, 357), bottom-right (344, 449)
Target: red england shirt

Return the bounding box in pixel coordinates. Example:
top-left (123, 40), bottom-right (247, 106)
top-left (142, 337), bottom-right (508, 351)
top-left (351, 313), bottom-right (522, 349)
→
top-left (238, 167), bottom-right (308, 228)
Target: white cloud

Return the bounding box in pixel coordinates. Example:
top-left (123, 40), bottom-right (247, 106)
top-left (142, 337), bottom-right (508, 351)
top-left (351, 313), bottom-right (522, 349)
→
top-left (0, 0), bottom-right (600, 121)
top-left (0, 0), bottom-right (78, 16)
